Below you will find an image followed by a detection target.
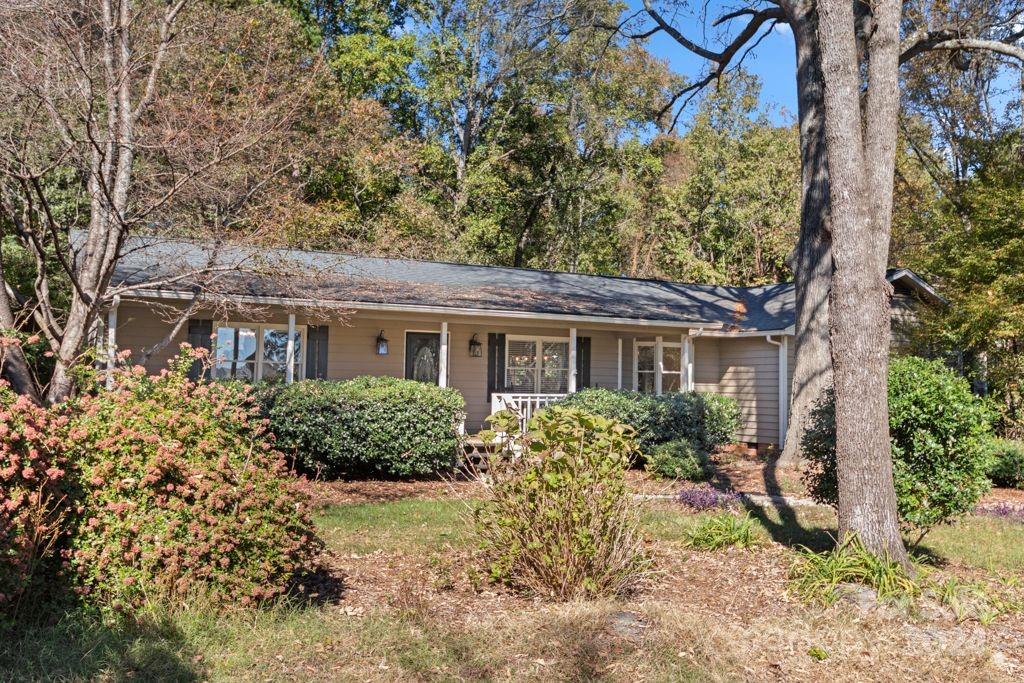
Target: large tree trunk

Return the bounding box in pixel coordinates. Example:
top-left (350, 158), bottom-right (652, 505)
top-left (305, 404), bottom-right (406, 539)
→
top-left (0, 261), bottom-right (41, 403)
top-left (817, 0), bottom-right (908, 564)
top-left (779, 2), bottom-right (832, 466)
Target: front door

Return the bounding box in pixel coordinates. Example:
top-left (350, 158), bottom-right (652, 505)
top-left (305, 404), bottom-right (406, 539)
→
top-left (405, 332), bottom-right (441, 384)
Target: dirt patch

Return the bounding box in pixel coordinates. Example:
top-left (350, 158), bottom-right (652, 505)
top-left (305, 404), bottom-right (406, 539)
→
top-left (298, 475), bottom-right (482, 508)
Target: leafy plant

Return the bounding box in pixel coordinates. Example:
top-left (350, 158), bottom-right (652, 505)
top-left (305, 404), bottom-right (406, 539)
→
top-left (788, 536), bottom-right (920, 607)
top-left (983, 438), bottom-right (1024, 489)
top-left (553, 389), bottom-right (666, 450)
top-left (682, 512), bottom-right (759, 551)
top-left (64, 347), bottom-right (322, 611)
top-left (257, 376), bottom-right (466, 478)
top-left (472, 407), bottom-right (653, 599)
top-left (646, 439), bottom-right (711, 481)
top-left (802, 356), bottom-right (995, 540)
top-left (0, 382), bottom-right (68, 619)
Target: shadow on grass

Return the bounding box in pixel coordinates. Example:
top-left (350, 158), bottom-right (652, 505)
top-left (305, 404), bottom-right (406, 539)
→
top-left (711, 453), bottom-right (837, 553)
top-left (0, 605), bottom-right (201, 682)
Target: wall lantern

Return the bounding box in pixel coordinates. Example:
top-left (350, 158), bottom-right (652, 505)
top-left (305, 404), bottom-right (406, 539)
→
top-left (375, 330), bottom-right (389, 356)
top-left (468, 333), bottom-right (483, 358)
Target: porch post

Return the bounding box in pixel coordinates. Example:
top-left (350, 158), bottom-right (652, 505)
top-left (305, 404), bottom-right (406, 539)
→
top-left (568, 327), bottom-right (577, 393)
top-left (616, 338), bottom-right (622, 390)
top-left (438, 321), bottom-right (449, 388)
top-left (682, 332), bottom-right (694, 392)
top-left (654, 335), bottom-right (663, 395)
top-left (779, 335), bottom-right (789, 447)
top-left (105, 295), bottom-right (120, 389)
top-left (285, 313), bottom-right (296, 384)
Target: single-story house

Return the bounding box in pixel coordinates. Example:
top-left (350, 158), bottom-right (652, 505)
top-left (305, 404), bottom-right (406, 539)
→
top-left (103, 236), bottom-right (944, 449)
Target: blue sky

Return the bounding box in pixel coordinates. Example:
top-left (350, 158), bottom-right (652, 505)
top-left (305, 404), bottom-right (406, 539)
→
top-left (626, 2), bottom-right (800, 128)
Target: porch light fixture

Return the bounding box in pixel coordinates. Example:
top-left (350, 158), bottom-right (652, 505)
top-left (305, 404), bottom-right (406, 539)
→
top-left (375, 330), bottom-right (389, 356)
top-left (468, 334), bottom-right (483, 357)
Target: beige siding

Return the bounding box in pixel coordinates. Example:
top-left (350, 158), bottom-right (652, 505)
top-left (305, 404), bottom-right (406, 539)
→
top-left (115, 298), bottom-right (797, 442)
top-left (717, 337), bottom-right (780, 444)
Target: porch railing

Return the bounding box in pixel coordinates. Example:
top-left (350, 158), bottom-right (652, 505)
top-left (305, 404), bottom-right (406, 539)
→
top-left (490, 393), bottom-right (566, 432)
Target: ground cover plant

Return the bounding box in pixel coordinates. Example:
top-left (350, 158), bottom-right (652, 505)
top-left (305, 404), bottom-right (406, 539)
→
top-left (682, 512), bottom-right (760, 550)
top-left (257, 376), bottom-right (465, 478)
top-left (802, 356), bottom-right (995, 540)
top-left (473, 408), bottom-right (653, 599)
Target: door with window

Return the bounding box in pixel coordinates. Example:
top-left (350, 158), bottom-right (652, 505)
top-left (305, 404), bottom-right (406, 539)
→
top-left (405, 332), bottom-right (441, 384)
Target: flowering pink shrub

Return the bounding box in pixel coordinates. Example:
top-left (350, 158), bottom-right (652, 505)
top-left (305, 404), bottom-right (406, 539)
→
top-left (63, 347), bottom-right (322, 610)
top-left (0, 383), bottom-right (68, 615)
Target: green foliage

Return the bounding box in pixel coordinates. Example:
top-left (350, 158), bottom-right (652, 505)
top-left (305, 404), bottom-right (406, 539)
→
top-left (0, 384), bottom-right (67, 618)
top-left (555, 388), bottom-right (739, 454)
top-left (258, 376), bottom-right (466, 478)
top-left (789, 537), bottom-right (921, 607)
top-left (682, 512), bottom-right (759, 551)
top-left (802, 356), bottom-right (994, 537)
top-left (473, 407), bottom-right (652, 599)
top-left (984, 438), bottom-right (1024, 489)
top-left (645, 439), bottom-right (711, 481)
top-left (64, 348), bottom-right (322, 611)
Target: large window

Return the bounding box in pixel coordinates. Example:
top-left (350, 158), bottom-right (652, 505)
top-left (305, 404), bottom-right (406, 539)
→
top-left (634, 341), bottom-right (683, 394)
top-left (505, 336), bottom-right (570, 394)
top-left (214, 323), bottom-right (304, 381)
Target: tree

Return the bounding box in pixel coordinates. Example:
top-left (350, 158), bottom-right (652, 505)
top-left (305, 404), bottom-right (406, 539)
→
top-left (622, 0), bottom-right (1024, 560)
top-left (0, 0), bottom-right (327, 403)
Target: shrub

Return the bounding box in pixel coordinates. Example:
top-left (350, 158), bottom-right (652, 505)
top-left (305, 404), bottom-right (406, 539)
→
top-left (802, 356), bottom-right (994, 538)
top-left (682, 512), bottom-right (759, 550)
top-left (646, 439), bottom-right (711, 481)
top-left (63, 348), bottom-right (322, 610)
top-left (258, 377), bottom-right (465, 478)
top-left (984, 438), bottom-right (1024, 489)
top-left (473, 407), bottom-right (653, 599)
top-left (554, 388), bottom-right (740, 453)
top-left (0, 385), bottom-right (68, 616)
top-left (554, 388), bottom-right (665, 450)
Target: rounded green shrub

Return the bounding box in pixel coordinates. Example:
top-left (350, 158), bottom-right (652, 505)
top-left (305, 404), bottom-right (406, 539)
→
top-left (984, 438), bottom-right (1024, 489)
top-left (474, 407), bottom-right (652, 599)
top-left (554, 388), bottom-right (665, 450)
top-left (802, 356), bottom-right (995, 537)
top-left (645, 438), bottom-right (711, 481)
top-left (64, 348), bottom-right (322, 610)
top-left (0, 384), bottom-right (67, 616)
top-left (259, 376), bottom-right (466, 478)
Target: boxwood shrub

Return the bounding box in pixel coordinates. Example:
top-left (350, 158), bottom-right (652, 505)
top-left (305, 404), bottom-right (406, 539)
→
top-left (802, 356), bottom-right (995, 537)
top-left (984, 438), bottom-right (1024, 489)
top-left (554, 388), bottom-right (739, 454)
top-left (645, 438), bottom-right (712, 481)
top-left (259, 377), bottom-right (466, 478)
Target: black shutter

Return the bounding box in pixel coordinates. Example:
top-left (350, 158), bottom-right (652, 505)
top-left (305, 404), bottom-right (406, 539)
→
top-left (487, 333), bottom-right (506, 400)
top-left (306, 325), bottom-right (329, 379)
top-left (576, 336), bottom-right (591, 389)
top-left (186, 319), bottom-right (213, 380)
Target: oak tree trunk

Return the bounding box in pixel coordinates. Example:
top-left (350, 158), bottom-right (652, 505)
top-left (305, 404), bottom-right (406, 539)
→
top-left (816, 0), bottom-right (908, 564)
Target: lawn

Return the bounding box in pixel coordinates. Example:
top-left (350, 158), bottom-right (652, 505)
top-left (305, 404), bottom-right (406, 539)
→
top-left (3, 492), bottom-right (1023, 682)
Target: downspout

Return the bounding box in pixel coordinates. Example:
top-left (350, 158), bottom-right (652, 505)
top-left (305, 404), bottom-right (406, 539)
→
top-left (686, 327), bottom-right (706, 392)
top-left (765, 334), bottom-right (789, 449)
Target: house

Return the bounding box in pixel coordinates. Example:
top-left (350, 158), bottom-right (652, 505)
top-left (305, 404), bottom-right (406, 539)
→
top-left (104, 236), bottom-right (945, 449)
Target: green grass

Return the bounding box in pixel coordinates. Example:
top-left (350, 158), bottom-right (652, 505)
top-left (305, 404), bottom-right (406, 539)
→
top-left (314, 498), bottom-right (469, 554)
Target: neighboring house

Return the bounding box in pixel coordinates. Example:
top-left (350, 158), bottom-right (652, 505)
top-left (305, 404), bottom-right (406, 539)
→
top-left (105, 236), bottom-right (945, 449)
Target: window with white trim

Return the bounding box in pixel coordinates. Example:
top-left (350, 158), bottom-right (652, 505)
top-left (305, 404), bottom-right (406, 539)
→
top-left (505, 336), bottom-right (570, 393)
top-left (634, 341), bottom-right (683, 394)
top-left (213, 323), bottom-right (305, 381)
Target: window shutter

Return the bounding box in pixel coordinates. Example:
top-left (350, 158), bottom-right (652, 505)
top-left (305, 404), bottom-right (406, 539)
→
top-left (576, 336), bottom-right (591, 389)
top-left (186, 319), bottom-right (213, 380)
top-left (487, 333), bottom-right (506, 400)
top-left (306, 325), bottom-right (329, 379)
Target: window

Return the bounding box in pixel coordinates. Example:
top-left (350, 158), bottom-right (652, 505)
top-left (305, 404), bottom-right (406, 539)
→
top-left (505, 336), bottom-right (570, 394)
top-left (213, 323), bottom-right (304, 381)
top-left (634, 341), bottom-right (684, 394)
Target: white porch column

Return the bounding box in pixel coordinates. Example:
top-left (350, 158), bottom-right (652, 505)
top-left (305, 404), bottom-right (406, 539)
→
top-left (438, 321), bottom-right (449, 387)
top-left (285, 313), bottom-right (296, 384)
top-left (568, 327), bottom-right (577, 393)
top-left (654, 335), bottom-right (663, 395)
top-left (105, 295), bottom-right (120, 389)
top-left (779, 335), bottom-right (789, 447)
top-left (616, 338), bottom-right (622, 390)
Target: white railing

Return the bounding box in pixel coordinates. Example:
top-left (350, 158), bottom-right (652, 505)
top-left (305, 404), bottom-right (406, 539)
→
top-left (490, 393), bottom-right (566, 431)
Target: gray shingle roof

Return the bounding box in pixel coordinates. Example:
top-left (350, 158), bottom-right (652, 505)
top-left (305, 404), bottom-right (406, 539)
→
top-left (109, 234), bottom-right (800, 331)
